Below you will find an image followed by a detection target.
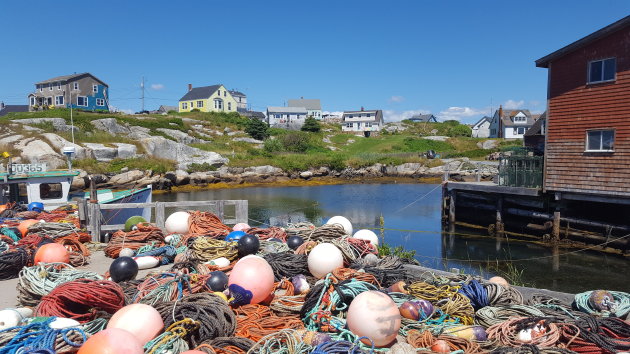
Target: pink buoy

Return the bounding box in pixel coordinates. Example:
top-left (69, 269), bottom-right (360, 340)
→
top-left (106, 303), bottom-right (164, 345)
top-left (228, 256), bottom-right (274, 305)
top-left (347, 291), bottom-right (401, 347)
top-left (78, 328), bottom-right (143, 354)
top-left (489, 276), bottom-right (510, 288)
top-left (233, 223), bottom-right (250, 231)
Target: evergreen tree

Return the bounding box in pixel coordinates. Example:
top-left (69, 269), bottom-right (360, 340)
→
top-left (245, 118), bottom-right (269, 140)
top-left (301, 116), bottom-right (321, 132)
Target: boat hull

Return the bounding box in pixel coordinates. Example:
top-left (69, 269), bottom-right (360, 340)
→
top-left (100, 187), bottom-right (152, 226)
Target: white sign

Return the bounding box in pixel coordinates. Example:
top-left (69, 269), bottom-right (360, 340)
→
top-left (9, 163), bottom-right (48, 174)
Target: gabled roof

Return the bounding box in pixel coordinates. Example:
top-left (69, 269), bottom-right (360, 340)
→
top-left (36, 72), bottom-right (108, 86)
top-left (230, 90), bottom-right (246, 97)
top-left (472, 116), bottom-right (490, 128)
top-left (267, 106), bottom-right (307, 113)
top-left (288, 99), bottom-right (321, 110)
top-left (158, 105), bottom-right (178, 112)
top-left (536, 15), bottom-right (630, 68)
top-left (179, 85), bottom-right (222, 101)
top-left (409, 114), bottom-right (437, 122)
top-left (0, 105), bottom-right (29, 116)
top-left (498, 109), bottom-right (535, 127)
top-left (342, 109), bottom-right (383, 124)
top-left (524, 111), bottom-right (546, 136)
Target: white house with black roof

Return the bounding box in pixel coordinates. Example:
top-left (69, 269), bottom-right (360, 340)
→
top-left (342, 108), bottom-right (383, 136)
top-left (229, 90), bottom-right (247, 110)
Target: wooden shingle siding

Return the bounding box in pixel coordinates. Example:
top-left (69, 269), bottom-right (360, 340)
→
top-left (545, 26), bottom-right (630, 196)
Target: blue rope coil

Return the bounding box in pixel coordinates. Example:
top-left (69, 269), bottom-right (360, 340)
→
top-left (458, 280), bottom-right (488, 310)
top-left (136, 245), bottom-right (177, 265)
top-left (0, 317), bottom-right (87, 354)
top-left (311, 336), bottom-right (374, 354)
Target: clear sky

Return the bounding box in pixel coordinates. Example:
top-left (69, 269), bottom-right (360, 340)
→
top-left (1, 1), bottom-right (628, 123)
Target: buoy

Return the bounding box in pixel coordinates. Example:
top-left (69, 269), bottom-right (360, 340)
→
top-left (133, 256), bottom-right (160, 270)
top-left (205, 257), bottom-right (230, 268)
top-left (78, 328), bottom-right (144, 354)
top-left (164, 211), bottom-right (190, 234)
top-left (109, 256), bottom-right (139, 282)
top-left (399, 301), bottom-right (423, 321)
top-left (17, 219), bottom-right (38, 237)
top-left (307, 243), bottom-right (344, 278)
top-left (124, 216), bottom-right (147, 232)
top-left (444, 325), bottom-right (487, 341)
top-left (213, 292), bottom-right (228, 302)
top-left (225, 230), bottom-right (246, 242)
top-left (237, 234), bottom-right (260, 257)
top-left (387, 281), bottom-right (408, 294)
top-left (346, 290), bottom-right (401, 347)
top-left (588, 290), bottom-right (616, 311)
top-left (50, 317), bottom-right (81, 329)
top-left (489, 276), bottom-right (509, 288)
top-left (291, 274), bottom-right (310, 294)
top-left (352, 229), bottom-right (379, 246)
top-left (228, 256), bottom-right (274, 305)
top-left (27, 202), bottom-right (44, 212)
top-left (34, 243), bottom-right (70, 264)
top-left (431, 339), bottom-right (450, 353)
top-left (325, 216), bottom-right (353, 235)
top-left (107, 304), bottom-right (164, 345)
top-left (0, 308), bottom-right (33, 330)
top-left (286, 235), bottom-right (304, 250)
top-left (119, 248), bottom-right (134, 258)
top-left (232, 223), bottom-right (250, 231)
top-left (206, 271), bottom-right (229, 292)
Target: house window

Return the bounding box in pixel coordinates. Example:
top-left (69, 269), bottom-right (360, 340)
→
top-left (49, 84), bottom-right (53, 91)
top-left (39, 183), bottom-right (63, 200)
top-left (182, 102), bottom-right (188, 110)
top-left (214, 99), bottom-right (223, 109)
top-left (586, 129), bottom-right (614, 152)
top-left (73, 82), bottom-right (79, 90)
top-left (96, 98), bottom-right (105, 106)
top-left (228, 102), bottom-right (231, 110)
top-left (30, 97), bottom-right (35, 106)
top-left (197, 100), bottom-right (203, 108)
top-left (514, 116), bottom-right (526, 123)
top-left (217, 90), bottom-right (221, 96)
top-left (93, 85), bottom-right (98, 93)
top-left (490, 129), bottom-right (496, 136)
top-left (55, 95), bottom-right (64, 105)
top-left (46, 97), bottom-right (52, 105)
top-left (77, 96), bottom-right (87, 106)
top-left (347, 115), bottom-right (352, 118)
top-left (274, 114), bottom-right (280, 118)
top-left (588, 58), bottom-right (616, 84)
top-left (516, 127), bottom-right (526, 134)
top-left (224, 91), bottom-right (226, 97)
top-left (57, 82), bottom-right (62, 90)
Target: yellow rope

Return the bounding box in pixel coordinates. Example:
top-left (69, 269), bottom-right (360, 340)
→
top-left (189, 237), bottom-right (238, 262)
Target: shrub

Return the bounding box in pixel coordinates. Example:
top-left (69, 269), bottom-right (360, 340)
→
top-left (190, 108), bottom-right (200, 112)
top-left (301, 116), bottom-right (321, 132)
top-left (187, 162), bottom-right (218, 173)
top-left (280, 132), bottom-right (311, 153)
top-left (245, 119), bottom-right (269, 140)
top-left (263, 138), bottom-right (283, 153)
top-left (448, 124), bottom-right (472, 137)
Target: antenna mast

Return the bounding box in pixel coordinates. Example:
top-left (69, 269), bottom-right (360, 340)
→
top-left (141, 76), bottom-right (145, 112)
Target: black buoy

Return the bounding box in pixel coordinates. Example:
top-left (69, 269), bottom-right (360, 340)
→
top-left (206, 270), bottom-right (229, 291)
top-left (109, 256), bottom-right (139, 282)
top-left (287, 235), bottom-right (304, 250)
top-left (237, 234), bottom-right (260, 257)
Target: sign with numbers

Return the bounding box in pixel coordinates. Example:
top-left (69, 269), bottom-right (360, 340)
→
top-left (9, 163), bottom-right (48, 174)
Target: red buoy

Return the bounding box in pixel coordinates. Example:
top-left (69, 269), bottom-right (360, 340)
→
top-left (34, 243), bottom-right (70, 264)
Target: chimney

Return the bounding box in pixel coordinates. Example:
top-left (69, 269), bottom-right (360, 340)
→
top-left (498, 105), bottom-right (503, 118)
top-left (498, 105), bottom-right (503, 138)
top-left (188, 84), bottom-right (192, 92)
top-left (360, 106), bottom-right (364, 111)
top-left (301, 96), bottom-right (303, 99)
top-left (0, 101), bottom-right (4, 110)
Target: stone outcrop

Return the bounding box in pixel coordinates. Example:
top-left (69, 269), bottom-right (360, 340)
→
top-left (477, 139), bottom-right (499, 149)
top-left (83, 143), bottom-right (118, 161)
top-left (139, 136), bottom-right (228, 170)
top-left (11, 118), bottom-right (77, 132)
top-left (14, 137), bottom-right (66, 168)
top-left (232, 137), bottom-right (263, 144)
top-left (42, 133), bottom-right (93, 160)
top-left (90, 118), bottom-right (131, 135)
top-left (156, 128), bottom-right (200, 144)
top-left (114, 143), bottom-right (137, 159)
top-left (108, 170), bottom-right (145, 186)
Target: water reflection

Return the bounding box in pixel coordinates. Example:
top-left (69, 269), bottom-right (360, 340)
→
top-left (153, 184), bottom-right (630, 293)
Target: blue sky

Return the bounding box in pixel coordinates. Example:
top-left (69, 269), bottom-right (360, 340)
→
top-left (1, 1), bottom-right (628, 123)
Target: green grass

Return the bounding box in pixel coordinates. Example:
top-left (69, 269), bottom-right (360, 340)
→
top-left (73, 157), bottom-right (176, 174)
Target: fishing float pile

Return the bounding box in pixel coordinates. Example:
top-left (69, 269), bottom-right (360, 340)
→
top-left (1, 210), bottom-right (629, 354)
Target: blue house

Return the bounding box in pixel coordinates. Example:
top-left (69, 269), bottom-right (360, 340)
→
top-left (28, 73), bottom-right (110, 112)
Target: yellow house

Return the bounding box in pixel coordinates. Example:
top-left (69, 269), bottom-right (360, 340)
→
top-left (178, 84), bottom-right (238, 113)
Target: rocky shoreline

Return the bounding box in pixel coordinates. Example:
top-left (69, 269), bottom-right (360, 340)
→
top-left (71, 160), bottom-right (498, 191)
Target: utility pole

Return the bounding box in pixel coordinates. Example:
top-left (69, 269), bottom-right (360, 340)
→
top-left (141, 76), bottom-right (145, 112)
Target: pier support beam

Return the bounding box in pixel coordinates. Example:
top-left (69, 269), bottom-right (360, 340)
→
top-left (552, 193), bottom-right (561, 241)
top-left (448, 191), bottom-right (456, 224)
top-left (495, 196), bottom-right (505, 237)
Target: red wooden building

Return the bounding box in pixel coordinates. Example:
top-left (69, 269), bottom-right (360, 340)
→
top-left (536, 15), bottom-right (630, 201)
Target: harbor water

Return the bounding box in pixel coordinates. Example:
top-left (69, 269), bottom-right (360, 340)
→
top-left (153, 183), bottom-right (630, 293)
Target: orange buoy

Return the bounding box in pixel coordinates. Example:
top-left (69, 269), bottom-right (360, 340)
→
top-left (34, 243), bottom-right (70, 264)
top-left (78, 328), bottom-right (143, 354)
top-left (17, 219), bottom-right (38, 237)
top-left (431, 339), bottom-right (450, 353)
top-left (0, 204), bottom-right (6, 213)
top-left (489, 276), bottom-right (510, 288)
top-left (107, 303), bottom-right (164, 345)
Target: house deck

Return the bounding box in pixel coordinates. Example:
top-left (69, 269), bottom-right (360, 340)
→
top-left (445, 181), bottom-right (541, 196)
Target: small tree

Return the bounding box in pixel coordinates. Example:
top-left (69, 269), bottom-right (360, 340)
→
top-left (301, 116), bottom-right (321, 133)
top-left (245, 118), bottom-right (269, 140)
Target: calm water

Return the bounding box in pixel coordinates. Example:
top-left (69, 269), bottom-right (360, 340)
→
top-left (153, 184), bottom-right (630, 293)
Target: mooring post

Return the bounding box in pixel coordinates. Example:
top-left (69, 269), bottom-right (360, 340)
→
top-left (496, 196), bottom-right (505, 237)
top-left (476, 163), bottom-right (481, 182)
top-left (448, 190), bottom-right (456, 224)
top-left (552, 193), bottom-right (561, 241)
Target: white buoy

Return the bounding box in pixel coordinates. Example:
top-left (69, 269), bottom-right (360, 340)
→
top-left (133, 256), bottom-right (160, 269)
top-left (50, 317), bottom-right (81, 329)
top-left (352, 229), bottom-right (379, 246)
top-left (0, 308), bottom-right (33, 330)
top-left (204, 257), bottom-right (230, 268)
top-left (119, 248), bottom-right (134, 258)
top-left (308, 243), bottom-right (344, 278)
top-left (325, 216), bottom-right (353, 235)
top-left (164, 211), bottom-right (190, 234)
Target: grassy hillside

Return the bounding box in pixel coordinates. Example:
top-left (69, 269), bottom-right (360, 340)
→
top-left (0, 110), bottom-right (521, 173)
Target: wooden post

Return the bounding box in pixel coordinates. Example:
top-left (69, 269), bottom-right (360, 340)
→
top-left (496, 196), bottom-right (505, 237)
top-left (235, 200), bottom-right (248, 224)
top-left (448, 191), bottom-right (456, 224)
top-left (78, 199), bottom-right (88, 228)
top-left (476, 163), bottom-right (481, 182)
top-left (90, 203), bottom-right (102, 242)
top-left (155, 202), bottom-right (165, 229)
top-left (216, 200), bottom-right (225, 222)
top-left (552, 210), bottom-right (561, 241)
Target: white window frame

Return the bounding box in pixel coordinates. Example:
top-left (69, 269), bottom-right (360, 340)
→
top-left (30, 97), bottom-right (35, 105)
top-left (588, 58), bottom-right (616, 84)
top-left (586, 129), bottom-right (615, 152)
top-left (214, 99), bottom-right (223, 109)
top-left (55, 95), bottom-right (64, 105)
top-left (73, 82), bottom-right (79, 90)
top-left (516, 127), bottom-right (526, 135)
top-left (93, 84), bottom-right (98, 93)
top-left (48, 83), bottom-right (53, 91)
top-left (345, 123), bottom-right (353, 128)
top-left (197, 100), bottom-right (203, 108)
top-left (182, 102), bottom-right (188, 110)
top-left (77, 96), bottom-right (88, 107)
top-left (96, 98), bottom-right (105, 106)
top-left (57, 82), bottom-right (62, 90)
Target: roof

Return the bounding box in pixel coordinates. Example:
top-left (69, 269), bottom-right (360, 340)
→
top-left (524, 112), bottom-right (546, 136)
top-left (497, 109), bottom-right (535, 127)
top-left (0, 105), bottom-right (29, 117)
top-left (179, 85), bottom-right (222, 101)
top-left (342, 109), bottom-right (383, 124)
top-left (536, 15), bottom-right (630, 68)
top-left (267, 106), bottom-right (307, 113)
top-left (158, 105), bottom-right (178, 112)
top-left (229, 90), bottom-right (246, 97)
top-left (472, 116), bottom-right (490, 128)
top-left (287, 99), bottom-right (321, 110)
top-left (36, 72), bottom-right (108, 86)
top-left (238, 109), bottom-right (265, 120)
top-left (409, 114), bottom-right (437, 122)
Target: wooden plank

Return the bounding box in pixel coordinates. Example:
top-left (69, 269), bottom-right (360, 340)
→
top-left (98, 202), bottom-right (157, 210)
top-left (155, 202), bottom-right (165, 230)
top-left (235, 200), bottom-right (248, 224)
top-left (216, 200), bottom-right (225, 222)
top-left (101, 224), bottom-right (126, 231)
top-left (90, 203), bottom-right (102, 242)
top-left (446, 182), bottom-right (540, 196)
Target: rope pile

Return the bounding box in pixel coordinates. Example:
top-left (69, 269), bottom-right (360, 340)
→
top-left (234, 304), bottom-right (304, 342)
top-left (188, 210), bottom-right (232, 237)
top-left (104, 224), bottom-right (165, 258)
top-left (188, 236), bottom-right (238, 262)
